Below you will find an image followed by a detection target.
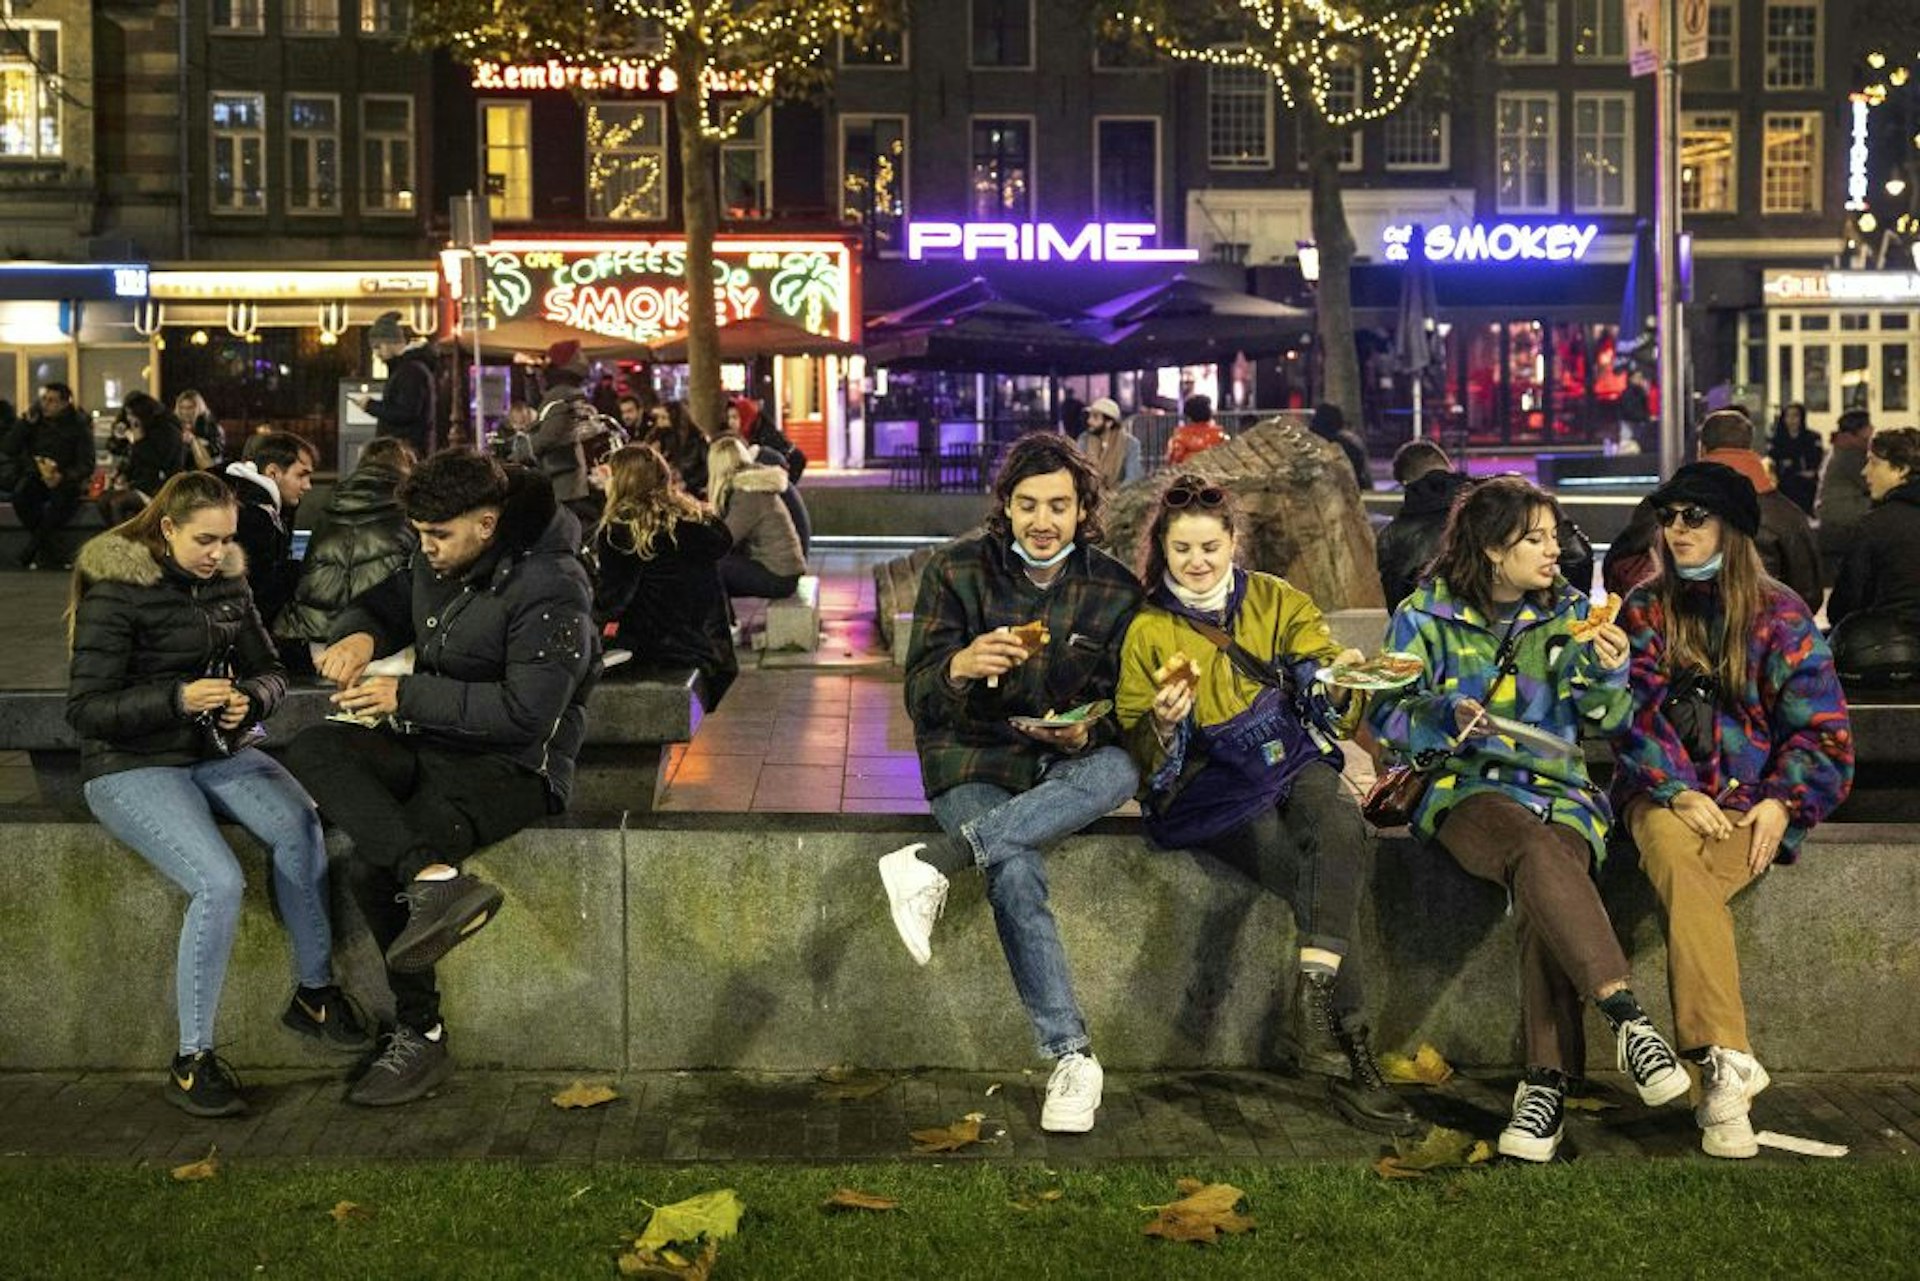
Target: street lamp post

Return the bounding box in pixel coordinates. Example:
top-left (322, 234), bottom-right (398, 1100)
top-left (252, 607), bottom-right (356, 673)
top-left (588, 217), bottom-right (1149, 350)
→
top-left (1655, 0), bottom-right (1685, 478)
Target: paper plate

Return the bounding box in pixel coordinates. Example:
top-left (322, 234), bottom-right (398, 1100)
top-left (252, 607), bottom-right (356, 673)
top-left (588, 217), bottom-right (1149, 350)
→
top-left (1316, 651), bottom-right (1425, 690)
top-left (1009, 699), bottom-right (1112, 732)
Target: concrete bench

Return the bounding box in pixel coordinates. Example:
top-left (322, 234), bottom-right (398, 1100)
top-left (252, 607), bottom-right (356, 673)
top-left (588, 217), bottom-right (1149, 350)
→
top-left (3, 817), bottom-right (1912, 1075)
top-left (0, 504), bottom-right (107, 566)
top-left (0, 670), bottom-right (704, 814)
top-left (762, 574), bottom-right (822, 652)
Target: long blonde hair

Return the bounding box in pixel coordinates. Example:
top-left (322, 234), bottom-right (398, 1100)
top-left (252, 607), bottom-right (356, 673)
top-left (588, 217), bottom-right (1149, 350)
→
top-left (1647, 521), bottom-right (1772, 700)
top-left (67, 471), bottom-right (237, 647)
top-left (705, 434), bottom-right (754, 513)
top-left (596, 443), bottom-right (707, 561)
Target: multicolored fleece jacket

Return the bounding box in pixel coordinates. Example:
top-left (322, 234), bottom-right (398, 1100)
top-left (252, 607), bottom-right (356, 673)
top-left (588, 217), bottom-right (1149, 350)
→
top-left (1609, 580), bottom-right (1853, 861)
top-left (1366, 577), bottom-right (1631, 863)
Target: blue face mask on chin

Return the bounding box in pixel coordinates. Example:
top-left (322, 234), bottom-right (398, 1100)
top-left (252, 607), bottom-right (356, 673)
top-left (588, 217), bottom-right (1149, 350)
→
top-left (1677, 552), bottom-right (1724, 581)
top-left (1013, 539), bottom-right (1076, 570)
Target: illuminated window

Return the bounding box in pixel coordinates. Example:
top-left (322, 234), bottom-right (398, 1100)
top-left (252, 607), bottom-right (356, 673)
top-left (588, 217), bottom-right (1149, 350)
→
top-left (286, 0), bottom-right (338, 36)
top-left (1572, 0), bottom-right (1624, 60)
top-left (971, 0), bottom-right (1032, 69)
top-left (970, 117), bottom-right (1032, 220)
top-left (1680, 112), bottom-right (1735, 213)
top-left (587, 101), bottom-right (667, 222)
top-left (1095, 118), bottom-right (1158, 226)
top-left (1208, 61), bottom-right (1270, 169)
top-left (360, 0), bottom-right (409, 37)
top-left (210, 91), bottom-right (267, 213)
top-left (720, 110), bottom-right (770, 219)
top-left (211, 0), bottom-right (264, 34)
top-left (0, 25), bottom-right (61, 160)
top-left (362, 95), bottom-right (415, 213)
top-left (1499, 0), bottom-right (1557, 62)
top-left (1496, 92), bottom-right (1557, 213)
top-left (1384, 108), bottom-right (1449, 171)
top-left (287, 94), bottom-right (340, 213)
top-left (482, 101), bottom-right (531, 222)
top-left (1762, 112), bottom-right (1820, 214)
top-left (1764, 2), bottom-right (1820, 90)
top-left (841, 114), bottom-right (908, 253)
top-left (1573, 92), bottom-right (1632, 213)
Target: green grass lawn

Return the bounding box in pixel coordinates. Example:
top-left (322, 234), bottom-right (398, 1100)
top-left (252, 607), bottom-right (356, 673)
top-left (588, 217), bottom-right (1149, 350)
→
top-left (2, 1158), bottom-right (1915, 1279)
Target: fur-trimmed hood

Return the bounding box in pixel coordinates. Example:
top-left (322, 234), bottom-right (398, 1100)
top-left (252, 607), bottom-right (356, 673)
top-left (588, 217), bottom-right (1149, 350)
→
top-left (75, 531), bottom-right (247, 589)
top-left (728, 463), bottom-right (790, 496)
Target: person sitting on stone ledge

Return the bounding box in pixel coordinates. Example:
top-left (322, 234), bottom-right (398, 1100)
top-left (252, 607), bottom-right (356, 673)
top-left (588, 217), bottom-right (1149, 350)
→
top-left (1368, 476), bottom-right (1690, 1164)
top-left (1696, 408), bottom-right (1823, 607)
top-left (284, 452), bottom-right (597, 1108)
top-left (275, 437), bottom-right (418, 669)
top-left (1612, 462), bottom-right (1853, 1160)
top-left (706, 433), bottom-right (806, 602)
top-left (66, 471), bottom-right (369, 1120)
top-left (878, 433), bottom-right (1143, 1135)
top-left (1115, 474), bottom-right (1416, 1136)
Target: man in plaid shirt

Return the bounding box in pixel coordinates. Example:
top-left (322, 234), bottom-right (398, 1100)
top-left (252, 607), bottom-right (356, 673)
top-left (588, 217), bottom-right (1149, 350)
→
top-left (879, 434), bottom-right (1142, 1134)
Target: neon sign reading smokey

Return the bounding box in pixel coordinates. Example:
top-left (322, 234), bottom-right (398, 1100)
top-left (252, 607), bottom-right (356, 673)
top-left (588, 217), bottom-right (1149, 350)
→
top-left (1383, 222), bottom-right (1599, 264)
top-left (905, 221), bottom-right (1200, 263)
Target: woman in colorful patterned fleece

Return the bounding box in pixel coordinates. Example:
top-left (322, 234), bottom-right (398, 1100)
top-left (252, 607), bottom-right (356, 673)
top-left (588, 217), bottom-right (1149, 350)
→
top-left (1369, 476), bottom-right (1689, 1163)
top-left (1610, 461), bottom-right (1853, 1160)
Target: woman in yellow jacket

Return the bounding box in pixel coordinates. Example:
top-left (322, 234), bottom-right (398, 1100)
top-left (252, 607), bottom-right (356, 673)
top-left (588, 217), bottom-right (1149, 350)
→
top-left (1116, 474), bottom-right (1413, 1134)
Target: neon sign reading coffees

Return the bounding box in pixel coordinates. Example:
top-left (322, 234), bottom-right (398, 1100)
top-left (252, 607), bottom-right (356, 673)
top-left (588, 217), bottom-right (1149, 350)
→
top-left (905, 221), bottom-right (1201, 264)
top-left (1383, 222), bottom-right (1599, 265)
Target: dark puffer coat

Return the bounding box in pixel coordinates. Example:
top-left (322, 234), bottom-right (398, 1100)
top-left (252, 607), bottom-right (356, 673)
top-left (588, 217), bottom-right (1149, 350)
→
top-left (592, 512), bottom-right (737, 707)
top-left (66, 534), bottom-right (286, 782)
top-left (330, 468), bottom-right (597, 808)
top-left (1376, 469), bottom-right (1474, 610)
top-left (277, 459), bottom-right (416, 645)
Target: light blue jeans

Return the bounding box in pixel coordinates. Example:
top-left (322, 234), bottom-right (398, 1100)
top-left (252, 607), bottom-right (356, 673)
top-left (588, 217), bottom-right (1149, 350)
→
top-left (83, 749), bottom-right (334, 1056)
top-left (930, 745), bottom-right (1139, 1058)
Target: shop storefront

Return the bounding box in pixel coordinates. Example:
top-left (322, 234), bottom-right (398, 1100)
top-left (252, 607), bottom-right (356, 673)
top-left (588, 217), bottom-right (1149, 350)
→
top-left (1758, 269), bottom-right (1919, 433)
top-left (441, 236), bottom-right (858, 466)
top-left (0, 262), bottom-right (152, 420)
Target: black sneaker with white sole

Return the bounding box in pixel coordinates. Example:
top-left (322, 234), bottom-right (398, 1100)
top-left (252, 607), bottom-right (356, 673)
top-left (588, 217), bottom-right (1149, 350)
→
top-left (345, 1024), bottom-right (452, 1107)
top-left (1615, 1016), bottom-right (1689, 1106)
top-left (281, 984), bottom-right (375, 1052)
top-left (1498, 1071), bottom-right (1566, 1163)
top-left (165, 1050), bottom-right (248, 1119)
top-left (385, 873), bottom-right (505, 974)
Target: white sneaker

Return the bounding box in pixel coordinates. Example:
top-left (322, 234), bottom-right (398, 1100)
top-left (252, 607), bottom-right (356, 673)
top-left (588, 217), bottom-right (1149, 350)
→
top-left (1616, 1016), bottom-right (1690, 1106)
top-left (877, 844), bottom-right (947, 966)
top-left (1697, 1046), bottom-right (1771, 1127)
top-left (1041, 1051), bottom-right (1103, 1133)
top-left (1701, 1110), bottom-right (1760, 1159)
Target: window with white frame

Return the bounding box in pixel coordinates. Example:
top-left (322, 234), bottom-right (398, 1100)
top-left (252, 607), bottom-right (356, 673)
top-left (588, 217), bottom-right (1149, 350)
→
top-left (482, 101), bottom-right (532, 221)
top-left (720, 110), bottom-right (770, 219)
top-left (360, 0), bottom-right (408, 37)
top-left (1707, 1), bottom-right (1735, 57)
top-left (1499, 0), bottom-right (1556, 62)
top-left (1306, 65), bottom-right (1362, 171)
top-left (841, 26), bottom-right (905, 67)
top-left (1764, 2), bottom-right (1820, 90)
top-left (1689, 0), bottom-right (1738, 90)
top-left (970, 0), bottom-right (1031, 69)
top-left (1572, 0), bottom-right (1624, 61)
top-left (587, 101), bottom-right (667, 221)
top-left (361, 95), bottom-right (415, 213)
top-left (1762, 112), bottom-right (1820, 213)
top-left (1573, 92), bottom-right (1632, 212)
top-left (1384, 107), bottom-right (1449, 170)
top-left (0, 24), bottom-right (61, 159)
top-left (1208, 61), bottom-right (1270, 169)
top-left (840, 114), bottom-right (907, 253)
top-left (1095, 118), bottom-right (1158, 226)
top-left (1680, 112), bottom-right (1735, 213)
top-left (1495, 92), bottom-right (1557, 213)
top-left (286, 0), bottom-right (338, 36)
top-left (970, 118), bottom-right (1032, 220)
top-left (210, 92), bottom-right (266, 212)
top-left (211, 0), bottom-right (264, 34)
top-left (287, 95), bottom-right (340, 213)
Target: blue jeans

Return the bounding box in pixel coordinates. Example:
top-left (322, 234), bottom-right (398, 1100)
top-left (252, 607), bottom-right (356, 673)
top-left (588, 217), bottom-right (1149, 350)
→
top-left (83, 749), bottom-right (334, 1056)
top-left (929, 745), bottom-right (1139, 1058)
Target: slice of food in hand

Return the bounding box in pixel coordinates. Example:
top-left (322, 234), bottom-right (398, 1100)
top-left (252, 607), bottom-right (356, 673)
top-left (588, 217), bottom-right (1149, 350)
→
top-left (1007, 619), bottom-right (1051, 657)
top-left (1152, 651), bottom-right (1200, 693)
top-left (1568, 592), bottom-right (1622, 643)
top-left (1325, 651), bottom-right (1425, 687)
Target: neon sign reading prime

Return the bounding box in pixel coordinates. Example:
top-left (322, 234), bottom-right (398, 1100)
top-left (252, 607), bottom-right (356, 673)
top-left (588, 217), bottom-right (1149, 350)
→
top-left (905, 221), bottom-right (1200, 263)
top-left (1383, 222), bottom-right (1599, 264)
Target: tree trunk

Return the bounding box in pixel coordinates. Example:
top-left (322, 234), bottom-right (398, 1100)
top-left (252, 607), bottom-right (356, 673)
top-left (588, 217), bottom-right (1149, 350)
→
top-left (1305, 118), bottom-right (1361, 437)
top-left (674, 40), bottom-right (723, 440)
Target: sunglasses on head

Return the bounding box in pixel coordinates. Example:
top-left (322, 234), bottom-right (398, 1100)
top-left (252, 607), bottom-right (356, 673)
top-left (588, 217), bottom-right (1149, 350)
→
top-left (1164, 483), bottom-right (1227, 510)
top-left (1656, 504), bottom-right (1714, 530)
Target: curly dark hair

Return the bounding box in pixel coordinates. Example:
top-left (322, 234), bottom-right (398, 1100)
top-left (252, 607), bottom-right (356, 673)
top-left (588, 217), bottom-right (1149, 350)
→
top-left (983, 433), bottom-right (1108, 546)
top-left (1426, 475), bottom-right (1564, 614)
top-left (1871, 426), bottom-right (1920, 475)
top-left (399, 449), bottom-right (510, 522)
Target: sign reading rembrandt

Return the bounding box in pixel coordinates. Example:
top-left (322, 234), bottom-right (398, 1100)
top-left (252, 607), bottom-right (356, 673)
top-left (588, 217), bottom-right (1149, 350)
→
top-left (447, 239), bottom-right (855, 345)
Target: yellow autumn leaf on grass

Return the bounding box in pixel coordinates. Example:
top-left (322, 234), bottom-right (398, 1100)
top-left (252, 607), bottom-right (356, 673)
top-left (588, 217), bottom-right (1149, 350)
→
top-left (822, 1187), bottom-right (900, 1212)
top-left (1379, 1043), bottom-right (1455, 1086)
top-left (1373, 1126), bottom-right (1494, 1178)
top-left (617, 1240), bottom-right (716, 1280)
top-left (329, 1201), bottom-right (374, 1224)
top-left (1563, 1094), bottom-right (1620, 1112)
top-left (550, 1080), bottom-right (620, 1110)
top-left (1142, 1179), bottom-right (1256, 1244)
top-left (814, 1066), bottom-right (894, 1101)
top-left (633, 1188), bottom-right (744, 1254)
top-left (169, 1147), bottom-right (218, 1182)
top-left (910, 1112), bottom-right (986, 1154)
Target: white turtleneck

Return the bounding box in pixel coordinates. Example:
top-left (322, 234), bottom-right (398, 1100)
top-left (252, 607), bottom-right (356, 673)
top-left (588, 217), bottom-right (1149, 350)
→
top-left (1163, 568), bottom-right (1233, 615)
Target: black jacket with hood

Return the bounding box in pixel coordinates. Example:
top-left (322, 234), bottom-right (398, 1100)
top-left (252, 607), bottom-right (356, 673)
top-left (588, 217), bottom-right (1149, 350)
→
top-left (66, 534), bottom-right (285, 782)
top-left (220, 461), bottom-right (300, 629)
top-left (276, 458), bottom-right (416, 644)
top-left (1376, 469), bottom-right (1474, 610)
top-left (330, 468), bottom-right (597, 808)
top-left (366, 343), bottom-right (438, 456)
top-left (1829, 480), bottom-right (1920, 629)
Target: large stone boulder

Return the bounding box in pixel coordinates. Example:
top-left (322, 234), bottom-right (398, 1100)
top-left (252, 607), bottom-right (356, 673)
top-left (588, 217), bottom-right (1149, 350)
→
top-left (1104, 417), bottom-right (1385, 610)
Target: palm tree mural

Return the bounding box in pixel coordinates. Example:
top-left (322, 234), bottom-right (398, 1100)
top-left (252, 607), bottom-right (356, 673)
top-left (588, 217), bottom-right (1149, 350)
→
top-left (769, 252), bottom-right (843, 334)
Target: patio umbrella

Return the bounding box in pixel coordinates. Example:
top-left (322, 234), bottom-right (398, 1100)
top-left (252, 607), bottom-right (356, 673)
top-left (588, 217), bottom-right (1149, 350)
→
top-left (1078, 274), bottom-right (1310, 367)
top-left (471, 315), bottom-right (640, 359)
top-left (864, 294), bottom-right (1113, 374)
top-left (1392, 225), bottom-right (1442, 440)
top-left (1616, 219), bottom-right (1657, 369)
top-left (646, 314), bottom-right (857, 362)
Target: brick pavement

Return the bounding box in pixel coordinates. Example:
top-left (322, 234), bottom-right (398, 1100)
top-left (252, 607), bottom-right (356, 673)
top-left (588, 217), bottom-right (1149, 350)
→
top-left (4, 1068), bottom-right (1915, 1166)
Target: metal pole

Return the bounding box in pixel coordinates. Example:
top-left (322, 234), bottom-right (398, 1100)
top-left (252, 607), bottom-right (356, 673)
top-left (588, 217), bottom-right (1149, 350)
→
top-left (1412, 376), bottom-right (1424, 441)
top-left (1656, 0), bottom-right (1684, 476)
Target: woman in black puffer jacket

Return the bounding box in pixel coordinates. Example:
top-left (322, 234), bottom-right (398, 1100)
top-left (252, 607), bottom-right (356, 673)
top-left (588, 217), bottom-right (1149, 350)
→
top-left (67, 472), bottom-right (368, 1120)
top-left (277, 437), bottom-right (418, 654)
top-left (99, 391), bottom-right (188, 524)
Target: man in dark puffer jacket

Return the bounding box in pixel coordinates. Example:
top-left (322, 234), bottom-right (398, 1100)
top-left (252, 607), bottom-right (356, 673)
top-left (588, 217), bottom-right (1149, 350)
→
top-left (1376, 441), bottom-right (1473, 611)
top-left (276, 438), bottom-right (417, 654)
top-left (284, 453), bottom-right (598, 1107)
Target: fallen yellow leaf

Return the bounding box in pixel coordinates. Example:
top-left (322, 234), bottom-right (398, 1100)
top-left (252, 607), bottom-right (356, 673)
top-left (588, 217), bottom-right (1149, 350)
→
top-left (1142, 1179), bottom-right (1256, 1244)
top-left (1379, 1043), bottom-right (1455, 1086)
top-left (633, 1189), bottom-right (743, 1255)
top-left (1563, 1094), bottom-right (1620, 1113)
top-left (617, 1240), bottom-right (716, 1280)
top-left (1374, 1126), bottom-right (1496, 1179)
top-left (551, 1080), bottom-right (620, 1109)
top-left (169, 1147), bottom-right (218, 1182)
top-left (814, 1066), bottom-right (894, 1101)
top-left (1372, 1155), bottom-right (1426, 1180)
top-left (822, 1187), bottom-right (900, 1213)
top-left (329, 1200), bottom-right (374, 1223)
top-left (910, 1115), bottom-right (983, 1154)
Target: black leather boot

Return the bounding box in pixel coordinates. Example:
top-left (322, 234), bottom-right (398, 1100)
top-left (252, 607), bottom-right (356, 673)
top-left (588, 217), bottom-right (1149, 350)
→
top-left (1281, 970), bottom-right (1348, 1078)
top-left (1330, 1021), bottom-right (1421, 1135)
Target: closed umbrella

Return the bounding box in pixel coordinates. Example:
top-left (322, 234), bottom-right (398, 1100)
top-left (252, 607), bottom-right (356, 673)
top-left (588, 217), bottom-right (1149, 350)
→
top-left (1392, 225), bottom-right (1442, 441)
top-left (646, 314), bottom-right (856, 362)
top-left (1616, 219), bottom-right (1657, 369)
top-left (1078, 274), bottom-right (1310, 368)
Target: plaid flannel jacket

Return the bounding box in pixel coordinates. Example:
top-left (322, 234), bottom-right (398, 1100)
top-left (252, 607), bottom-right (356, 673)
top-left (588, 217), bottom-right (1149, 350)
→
top-left (905, 532), bottom-right (1143, 799)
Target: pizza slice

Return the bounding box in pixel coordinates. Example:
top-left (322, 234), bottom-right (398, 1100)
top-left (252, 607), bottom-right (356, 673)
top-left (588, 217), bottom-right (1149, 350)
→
top-left (1151, 650), bottom-right (1201, 694)
top-left (1569, 592), bottom-right (1623, 644)
top-left (1007, 619), bottom-right (1051, 657)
